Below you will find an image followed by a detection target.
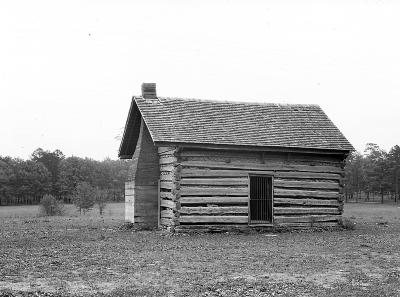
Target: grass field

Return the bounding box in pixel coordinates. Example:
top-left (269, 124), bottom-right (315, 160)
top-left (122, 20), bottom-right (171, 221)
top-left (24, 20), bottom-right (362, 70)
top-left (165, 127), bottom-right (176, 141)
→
top-left (1, 203), bottom-right (400, 296)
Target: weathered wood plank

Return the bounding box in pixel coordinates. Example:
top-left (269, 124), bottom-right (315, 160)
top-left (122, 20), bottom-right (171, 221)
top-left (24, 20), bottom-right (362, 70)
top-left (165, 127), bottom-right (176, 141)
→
top-left (175, 224), bottom-right (259, 232)
top-left (274, 189), bottom-right (338, 199)
top-left (180, 196), bottom-right (248, 205)
top-left (181, 168), bottom-right (273, 177)
top-left (273, 207), bottom-right (340, 215)
top-left (274, 215), bottom-right (340, 224)
top-left (160, 183), bottom-right (173, 190)
top-left (181, 168), bottom-right (341, 180)
top-left (160, 217), bottom-right (173, 226)
top-left (159, 142), bottom-right (349, 156)
top-left (175, 221), bottom-right (339, 231)
top-left (161, 209), bottom-right (174, 218)
top-left (180, 186), bottom-right (247, 196)
top-left (134, 186), bottom-right (158, 194)
top-left (181, 150), bottom-right (270, 158)
top-left (160, 165), bottom-right (175, 172)
top-left (135, 207), bottom-right (159, 219)
top-left (160, 181), bottom-right (177, 190)
top-left (158, 146), bottom-right (176, 154)
top-left (274, 179), bottom-right (339, 190)
top-left (159, 156), bottom-right (178, 165)
top-left (134, 201), bottom-right (158, 209)
top-left (180, 178), bottom-right (248, 186)
top-left (160, 172), bottom-right (175, 181)
top-left (274, 198), bottom-right (339, 207)
top-left (161, 199), bottom-right (176, 209)
top-left (180, 149), bottom-right (344, 163)
top-left (160, 192), bottom-right (174, 200)
top-left (181, 161), bottom-right (342, 174)
top-left (277, 222), bottom-right (339, 227)
top-left (180, 215), bottom-right (248, 224)
top-left (277, 171), bottom-right (341, 180)
top-left (180, 206), bottom-right (248, 215)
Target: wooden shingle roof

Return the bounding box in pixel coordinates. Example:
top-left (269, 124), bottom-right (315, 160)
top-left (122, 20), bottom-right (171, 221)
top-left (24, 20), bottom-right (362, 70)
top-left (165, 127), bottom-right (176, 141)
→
top-left (119, 97), bottom-right (353, 158)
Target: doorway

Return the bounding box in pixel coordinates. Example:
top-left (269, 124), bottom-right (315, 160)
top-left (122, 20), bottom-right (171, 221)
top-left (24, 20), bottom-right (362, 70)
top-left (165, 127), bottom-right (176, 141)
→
top-left (249, 175), bottom-right (273, 224)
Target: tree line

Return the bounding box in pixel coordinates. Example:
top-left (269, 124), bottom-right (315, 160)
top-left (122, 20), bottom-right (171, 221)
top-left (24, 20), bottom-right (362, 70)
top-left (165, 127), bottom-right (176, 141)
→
top-left (344, 143), bottom-right (400, 203)
top-left (2, 144), bottom-right (400, 206)
top-left (0, 148), bottom-right (132, 206)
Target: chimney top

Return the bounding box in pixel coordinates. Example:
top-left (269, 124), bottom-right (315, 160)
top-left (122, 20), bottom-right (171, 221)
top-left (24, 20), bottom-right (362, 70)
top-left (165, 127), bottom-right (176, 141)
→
top-left (141, 83), bottom-right (157, 99)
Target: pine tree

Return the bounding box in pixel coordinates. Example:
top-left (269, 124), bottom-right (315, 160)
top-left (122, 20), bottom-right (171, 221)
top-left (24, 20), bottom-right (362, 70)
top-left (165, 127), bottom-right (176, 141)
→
top-left (73, 182), bottom-right (95, 214)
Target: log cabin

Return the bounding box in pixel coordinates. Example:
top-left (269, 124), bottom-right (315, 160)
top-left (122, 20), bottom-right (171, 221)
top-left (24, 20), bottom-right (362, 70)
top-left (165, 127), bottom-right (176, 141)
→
top-left (119, 83), bottom-right (354, 231)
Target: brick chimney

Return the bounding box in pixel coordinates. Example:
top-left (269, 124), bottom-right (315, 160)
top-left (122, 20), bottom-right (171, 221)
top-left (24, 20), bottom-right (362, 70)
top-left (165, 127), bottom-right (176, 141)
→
top-left (141, 83), bottom-right (157, 99)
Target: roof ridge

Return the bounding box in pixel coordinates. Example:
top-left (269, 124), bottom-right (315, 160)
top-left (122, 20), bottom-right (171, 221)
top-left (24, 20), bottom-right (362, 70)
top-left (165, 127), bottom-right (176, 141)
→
top-left (134, 96), bottom-right (320, 108)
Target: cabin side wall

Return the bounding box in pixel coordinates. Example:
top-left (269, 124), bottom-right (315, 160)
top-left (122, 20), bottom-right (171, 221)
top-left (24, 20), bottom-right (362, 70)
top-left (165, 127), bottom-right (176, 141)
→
top-left (125, 120), bottom-right (160, 227)
top-left (172, 148), bottom-right (346, 230)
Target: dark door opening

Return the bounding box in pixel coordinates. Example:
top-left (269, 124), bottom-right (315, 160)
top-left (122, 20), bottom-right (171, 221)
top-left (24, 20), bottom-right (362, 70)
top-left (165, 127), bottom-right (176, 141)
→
top-left (249, 175), bottom-right (273, 224)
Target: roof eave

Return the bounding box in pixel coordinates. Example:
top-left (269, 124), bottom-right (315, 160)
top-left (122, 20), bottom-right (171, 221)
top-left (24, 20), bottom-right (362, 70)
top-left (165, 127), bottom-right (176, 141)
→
top-left (154, 141), bottom-right (353, 155)
top-left (118, 98), bottom-right (142, 159)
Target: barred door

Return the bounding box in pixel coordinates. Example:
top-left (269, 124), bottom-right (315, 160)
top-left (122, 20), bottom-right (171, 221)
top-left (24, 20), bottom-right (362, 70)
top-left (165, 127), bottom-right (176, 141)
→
top-left (249, 175), bottom-right (273, 224)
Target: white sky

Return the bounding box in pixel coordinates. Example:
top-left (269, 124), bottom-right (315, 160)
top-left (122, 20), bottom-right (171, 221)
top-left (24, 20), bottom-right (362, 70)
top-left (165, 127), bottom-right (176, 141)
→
top-left (1, 0), bottom-right (399, 160)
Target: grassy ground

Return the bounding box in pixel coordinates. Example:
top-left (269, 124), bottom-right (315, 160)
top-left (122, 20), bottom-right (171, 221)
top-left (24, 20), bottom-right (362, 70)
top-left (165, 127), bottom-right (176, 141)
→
top-left (1, 203), bottom-right (400, 296)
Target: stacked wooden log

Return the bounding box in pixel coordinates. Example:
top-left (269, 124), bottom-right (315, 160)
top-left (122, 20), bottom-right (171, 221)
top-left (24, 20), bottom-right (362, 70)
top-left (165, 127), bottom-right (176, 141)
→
top-left (158, 147), bottom-right (180, 230)
top-left (158, 147), bottom-right (345, 230)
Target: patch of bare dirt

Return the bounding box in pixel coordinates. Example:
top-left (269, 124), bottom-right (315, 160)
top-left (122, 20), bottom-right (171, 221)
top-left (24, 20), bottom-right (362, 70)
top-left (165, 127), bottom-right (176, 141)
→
top-left (1, 204), bottom-right (400, 296)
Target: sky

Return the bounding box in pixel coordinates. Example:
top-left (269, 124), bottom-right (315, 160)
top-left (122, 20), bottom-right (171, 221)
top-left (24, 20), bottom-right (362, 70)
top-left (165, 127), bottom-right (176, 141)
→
top-left (1, 0), bottom-right (399, 160)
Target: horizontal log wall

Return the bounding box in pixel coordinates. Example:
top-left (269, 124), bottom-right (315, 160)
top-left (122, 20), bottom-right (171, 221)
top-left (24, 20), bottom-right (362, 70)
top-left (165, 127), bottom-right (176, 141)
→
top-left (177, 148), bottom-right (345, 229)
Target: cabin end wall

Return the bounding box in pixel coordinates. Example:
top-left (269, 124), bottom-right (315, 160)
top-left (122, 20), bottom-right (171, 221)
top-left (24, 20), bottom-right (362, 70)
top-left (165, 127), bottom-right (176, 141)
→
top-left (125, 120), bottom-right (160, 228)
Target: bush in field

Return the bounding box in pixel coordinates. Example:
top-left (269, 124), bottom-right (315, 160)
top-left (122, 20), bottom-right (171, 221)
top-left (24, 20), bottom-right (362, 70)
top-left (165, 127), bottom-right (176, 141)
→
top-left (39, 194), bottom-right (64, 216)
top-left (73, 182), bottom-right (95, 214)
top-left (339, 217), bottom-right (356, 230)
top-left (95, 188), bottom-right (109, 215)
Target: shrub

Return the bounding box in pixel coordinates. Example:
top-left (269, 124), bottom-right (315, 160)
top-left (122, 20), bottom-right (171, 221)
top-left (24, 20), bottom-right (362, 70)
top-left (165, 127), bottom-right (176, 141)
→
top-left (39, 194), bottom-right (64, 216)
top-left (73, 182), bottom-right (95, 214)
top-left (339, 217), bottom-right (356, 230)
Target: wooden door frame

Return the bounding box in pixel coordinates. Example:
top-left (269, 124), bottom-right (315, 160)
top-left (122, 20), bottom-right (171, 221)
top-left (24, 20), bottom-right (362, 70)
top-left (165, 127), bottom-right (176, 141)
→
top-left (247, 173), bottom-right (274, 226)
